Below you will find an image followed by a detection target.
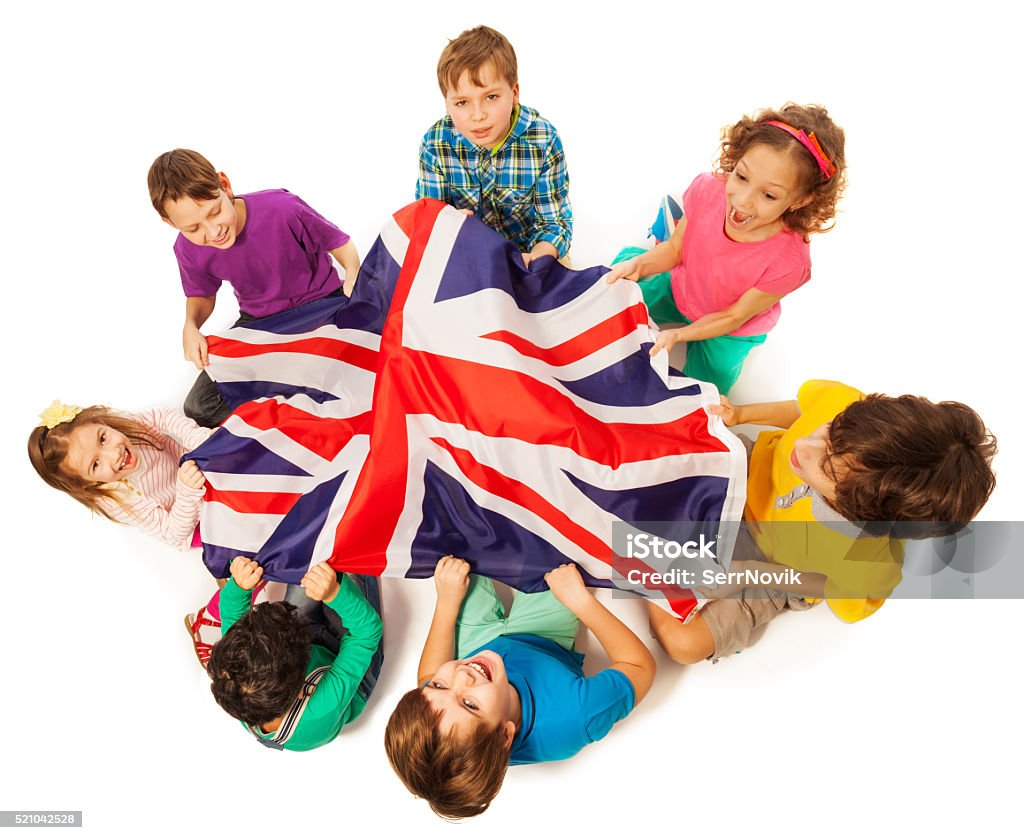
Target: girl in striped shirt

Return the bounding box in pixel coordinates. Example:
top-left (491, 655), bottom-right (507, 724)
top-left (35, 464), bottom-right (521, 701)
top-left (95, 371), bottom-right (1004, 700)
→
top-left (28, 401), bottom-right (223, 663)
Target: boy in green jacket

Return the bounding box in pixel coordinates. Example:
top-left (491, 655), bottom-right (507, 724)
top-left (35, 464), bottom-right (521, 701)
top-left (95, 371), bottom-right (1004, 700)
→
top-left (208, 557), bottom-right (384, 751)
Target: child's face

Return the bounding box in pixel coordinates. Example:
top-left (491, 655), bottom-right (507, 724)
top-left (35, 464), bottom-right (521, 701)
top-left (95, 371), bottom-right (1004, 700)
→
top-left (162, 173), bottom-right (241, 249)
top-left (724, 144), bottom-right (811, 242)
top-left (790, 423), bottom-right (839, 503)
top-left (422, 650), bottom-right (516, 745)
top-left (445, 62), bottom-right (519, 149)
top-left (62, 423), bottom-right (140, 485)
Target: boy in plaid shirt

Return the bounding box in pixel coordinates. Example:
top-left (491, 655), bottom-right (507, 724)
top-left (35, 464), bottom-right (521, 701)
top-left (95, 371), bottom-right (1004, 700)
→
top-left (416, 26), bottom-right (572, 266)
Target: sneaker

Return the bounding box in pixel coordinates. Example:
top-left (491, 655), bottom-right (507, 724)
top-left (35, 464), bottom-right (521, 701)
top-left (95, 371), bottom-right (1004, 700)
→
top-left (184, 607), bottom-right (222, 669)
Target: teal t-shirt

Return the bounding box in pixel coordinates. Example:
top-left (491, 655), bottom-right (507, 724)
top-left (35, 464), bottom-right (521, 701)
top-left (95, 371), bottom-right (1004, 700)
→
top-left (466, 634), bottom-right (635, 765)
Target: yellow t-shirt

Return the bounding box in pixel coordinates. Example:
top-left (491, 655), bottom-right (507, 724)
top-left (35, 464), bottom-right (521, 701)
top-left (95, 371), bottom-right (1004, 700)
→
top-left (745, 380), bottom-right (904, 622)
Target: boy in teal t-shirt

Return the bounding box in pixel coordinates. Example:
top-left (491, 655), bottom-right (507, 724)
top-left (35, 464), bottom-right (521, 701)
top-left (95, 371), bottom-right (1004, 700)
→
top-left (209, 557), bottom-right (383, 751)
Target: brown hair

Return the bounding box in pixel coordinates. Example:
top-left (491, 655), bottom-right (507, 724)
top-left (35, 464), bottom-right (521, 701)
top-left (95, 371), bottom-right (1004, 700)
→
top-left (384, 688), bottom-right (510, 820)
top-left (437, 26), bottom-right (517, 95)
top-left (824, 394), bottom-right (997, 537)
top-left (716, 103), bottom-right (847, 239)
top-left (28, 406), bottom-right (163, 521)
top-left (147, 149), bottom-right (221, 217)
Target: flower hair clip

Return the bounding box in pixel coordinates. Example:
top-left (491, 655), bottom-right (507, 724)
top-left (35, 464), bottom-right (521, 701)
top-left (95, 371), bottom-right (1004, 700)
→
top-left (37, 400), bottom-right (82, 430)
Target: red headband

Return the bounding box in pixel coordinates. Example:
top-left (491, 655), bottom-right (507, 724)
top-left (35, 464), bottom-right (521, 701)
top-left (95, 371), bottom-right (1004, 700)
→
top-left (762, 120), bottom-right (836, 181)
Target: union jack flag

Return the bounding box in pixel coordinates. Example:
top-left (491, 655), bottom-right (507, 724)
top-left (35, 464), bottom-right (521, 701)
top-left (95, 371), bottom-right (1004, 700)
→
top-left (188, 199), bottom-right (746, 621)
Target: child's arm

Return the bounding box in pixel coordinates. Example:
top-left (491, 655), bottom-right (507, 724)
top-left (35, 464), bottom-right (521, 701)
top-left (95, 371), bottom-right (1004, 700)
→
top-left (605, 217), bottom-right (689, 283)
top-left (708, 395), bottom-right (801, 429)
top-left (330, 241), bottom-right (361, 296)
top-left (649, 286), bottom-right (783, 357)
top-left (133, 407), bottom-right (216, 450)
top-left (220, 556), bottom-right (263, 633)
top-left (545, 564), bottom-right (656, 704)
top-left (300, 563), bottom-right (383, 711)
top-left (98, 462), bottom-right (206, 549)
top-left (416, 555), bottom-right (471, 685)
top-left (416, 143), bottom-right (449, 202)
top-left (183, 295), bottom-right (216, 371)
top-left (523, 135), bottom-right (572, 265)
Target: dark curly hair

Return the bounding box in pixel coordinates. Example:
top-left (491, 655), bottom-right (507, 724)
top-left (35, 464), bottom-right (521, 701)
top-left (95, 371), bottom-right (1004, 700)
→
top-left (717, 103), bottom-right (847, 239)
top-left (208, 601), bottom-right (312, 727)
top-left (824, 394), bottom-right (997, 537)
top-left (384, 688), bottom-right (510, 820)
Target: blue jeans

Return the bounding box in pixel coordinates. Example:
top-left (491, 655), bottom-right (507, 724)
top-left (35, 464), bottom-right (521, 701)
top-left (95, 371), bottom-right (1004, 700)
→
top-left (284, 574), bottom-right (384, 702)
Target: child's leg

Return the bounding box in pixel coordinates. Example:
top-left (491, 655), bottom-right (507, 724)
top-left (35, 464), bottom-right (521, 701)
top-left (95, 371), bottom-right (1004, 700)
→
top-left (285, 583), bottom-right (343, 655)
top-left (347, 575), bottom-right (385, 702)
top-left (649, 589), bottom-right (813, 664)
top-left (682, 333), bottom-right (766, 396)
top-left (183, 371), bottom-right (232, 428)
top-left (454, 575), bottom-right (508, 659)
top-left (611, 246), bottom-right (683, 325)
top-left (503, 589), bottom-right (580, 652)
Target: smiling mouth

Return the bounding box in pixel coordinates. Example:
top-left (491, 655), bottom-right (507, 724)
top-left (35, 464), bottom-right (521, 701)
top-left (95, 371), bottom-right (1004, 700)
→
top-left (118, 447), bottom-right (133, 472)
top-left (729, 207), bottom-right (752, 227)
top-left (211, 230), bottom-right (229, 245)
top-left (465, 659), bottom-right (492, 680)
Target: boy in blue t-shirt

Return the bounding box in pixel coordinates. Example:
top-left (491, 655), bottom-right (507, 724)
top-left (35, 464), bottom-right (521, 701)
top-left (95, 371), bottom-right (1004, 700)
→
top-left (384, 556), bottom-right (655, 819)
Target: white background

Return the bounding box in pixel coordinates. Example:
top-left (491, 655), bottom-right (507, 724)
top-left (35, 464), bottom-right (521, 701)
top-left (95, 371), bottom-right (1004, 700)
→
top-left (2, 1), bottom-right (1021, 837)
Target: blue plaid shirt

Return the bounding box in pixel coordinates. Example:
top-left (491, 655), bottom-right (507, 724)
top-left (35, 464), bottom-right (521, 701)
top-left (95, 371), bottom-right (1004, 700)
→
top-left (416, 105), bottom-right (573, 258)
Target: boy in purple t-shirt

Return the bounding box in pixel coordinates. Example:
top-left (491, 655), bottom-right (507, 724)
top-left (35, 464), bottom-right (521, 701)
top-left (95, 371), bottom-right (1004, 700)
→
top-left (148, 148), bottom-right (361, 427)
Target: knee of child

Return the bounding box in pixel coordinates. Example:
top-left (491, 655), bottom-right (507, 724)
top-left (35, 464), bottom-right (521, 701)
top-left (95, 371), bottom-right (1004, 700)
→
top-left (650, 608), bottom-right (713, 665)
top-left (385, 688), bottom-right (510, 819)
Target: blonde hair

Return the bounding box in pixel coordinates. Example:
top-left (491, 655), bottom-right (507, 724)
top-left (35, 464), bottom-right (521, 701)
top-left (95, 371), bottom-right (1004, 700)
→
top-left (28, 406), bottom-right (163, 520)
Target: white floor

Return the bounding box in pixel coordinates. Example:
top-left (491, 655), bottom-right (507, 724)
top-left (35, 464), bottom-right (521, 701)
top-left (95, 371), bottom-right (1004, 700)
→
top-left (3, 2), bottom-right (1021, 838)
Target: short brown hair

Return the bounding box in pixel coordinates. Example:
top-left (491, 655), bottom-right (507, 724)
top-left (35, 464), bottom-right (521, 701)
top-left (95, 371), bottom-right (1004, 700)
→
top-left (825, 394), bottom-right (997, 536)
top-left (384, 688), bottom-right (510, 820)
top-left (28, 406), bottom-right (164, 520)
top-left (717, 103), bottom-right (847, 239)
top-left (148, 149), bottom-right (221, 217)
top-left (436, 26), bottom-right (517, 95)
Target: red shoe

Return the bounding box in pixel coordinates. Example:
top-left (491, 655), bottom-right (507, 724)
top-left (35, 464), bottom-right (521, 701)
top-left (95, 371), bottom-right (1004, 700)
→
top-left (184, 607), bottom-right (222, 669)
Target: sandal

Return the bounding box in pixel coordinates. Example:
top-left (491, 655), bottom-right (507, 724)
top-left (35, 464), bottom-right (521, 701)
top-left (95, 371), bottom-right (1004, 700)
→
top-left (184, 607), bottom-right (222, 669)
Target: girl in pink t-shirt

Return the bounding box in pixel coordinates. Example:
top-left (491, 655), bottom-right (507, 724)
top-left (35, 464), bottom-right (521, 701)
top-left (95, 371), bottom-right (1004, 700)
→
top-left (607, 103), bottom-right (847, 394)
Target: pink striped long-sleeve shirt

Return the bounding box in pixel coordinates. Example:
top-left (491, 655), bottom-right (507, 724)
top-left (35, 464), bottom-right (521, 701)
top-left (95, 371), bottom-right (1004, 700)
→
top-left (97, 408), bottom-right (214, 549)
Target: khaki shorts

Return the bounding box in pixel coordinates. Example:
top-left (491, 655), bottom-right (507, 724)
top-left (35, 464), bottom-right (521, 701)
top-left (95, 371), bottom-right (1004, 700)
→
top-left (699, 513), bottom-right (815, 660)
top-left (699, 587), bottom-right (815, 661)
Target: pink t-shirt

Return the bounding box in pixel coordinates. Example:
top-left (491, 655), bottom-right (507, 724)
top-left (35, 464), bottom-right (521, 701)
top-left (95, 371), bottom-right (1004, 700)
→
top-left (669, 173), bottom-right (811, 337)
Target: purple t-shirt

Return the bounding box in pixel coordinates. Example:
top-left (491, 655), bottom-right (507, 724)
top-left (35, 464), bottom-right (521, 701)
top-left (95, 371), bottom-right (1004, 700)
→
top-left (174, 189), bottom-right (351, 319)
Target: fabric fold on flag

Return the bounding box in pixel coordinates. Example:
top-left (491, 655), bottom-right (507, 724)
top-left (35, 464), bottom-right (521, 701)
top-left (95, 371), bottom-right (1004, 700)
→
top-left (186, 199), bottom-right (747, 621)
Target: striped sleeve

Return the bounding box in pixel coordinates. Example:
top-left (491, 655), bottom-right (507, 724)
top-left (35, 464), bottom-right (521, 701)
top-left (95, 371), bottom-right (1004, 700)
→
top-left (135, 407), bottom-right (215, 451)
top-left (97, 480), bottom-right (204, 550)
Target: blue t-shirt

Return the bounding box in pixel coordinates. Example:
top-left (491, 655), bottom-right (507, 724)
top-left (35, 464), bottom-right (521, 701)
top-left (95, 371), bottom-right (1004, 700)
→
top-left (466, 634), bottom-right (636, 765)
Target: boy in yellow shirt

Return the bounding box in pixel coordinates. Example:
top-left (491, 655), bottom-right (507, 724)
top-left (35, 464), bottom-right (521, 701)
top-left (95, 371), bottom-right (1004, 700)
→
top-left (649, 380), bottom-right (997, 663)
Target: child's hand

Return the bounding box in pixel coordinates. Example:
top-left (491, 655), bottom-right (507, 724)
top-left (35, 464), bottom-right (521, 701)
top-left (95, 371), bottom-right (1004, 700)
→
top-left (604, 258), bottom-right (641, 284)
top-left (178, 460), bottom-right (207, 490)
top-left (301, 561), bottom-right (341, 603)
top-left (434, 555), bottom-right (470, 610)
top-left (544, 563), bottom-right (592, 611)
top-left (649, 327), bottom-right (683, 358)
top-left (230, 556), bottom-right (264, 591)
top-left (459, 208), bottom-right (474, 217)
top-left (183, 325), bottom-right (209, 370)
top-left (706, 396), bottom-right (740, 427)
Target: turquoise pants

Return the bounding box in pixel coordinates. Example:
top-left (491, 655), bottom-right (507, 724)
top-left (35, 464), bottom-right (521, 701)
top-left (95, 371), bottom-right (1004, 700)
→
top-left (455, 576), bottom-right (579, 658)
top-left (613, 246), bottom-right (766, 395)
